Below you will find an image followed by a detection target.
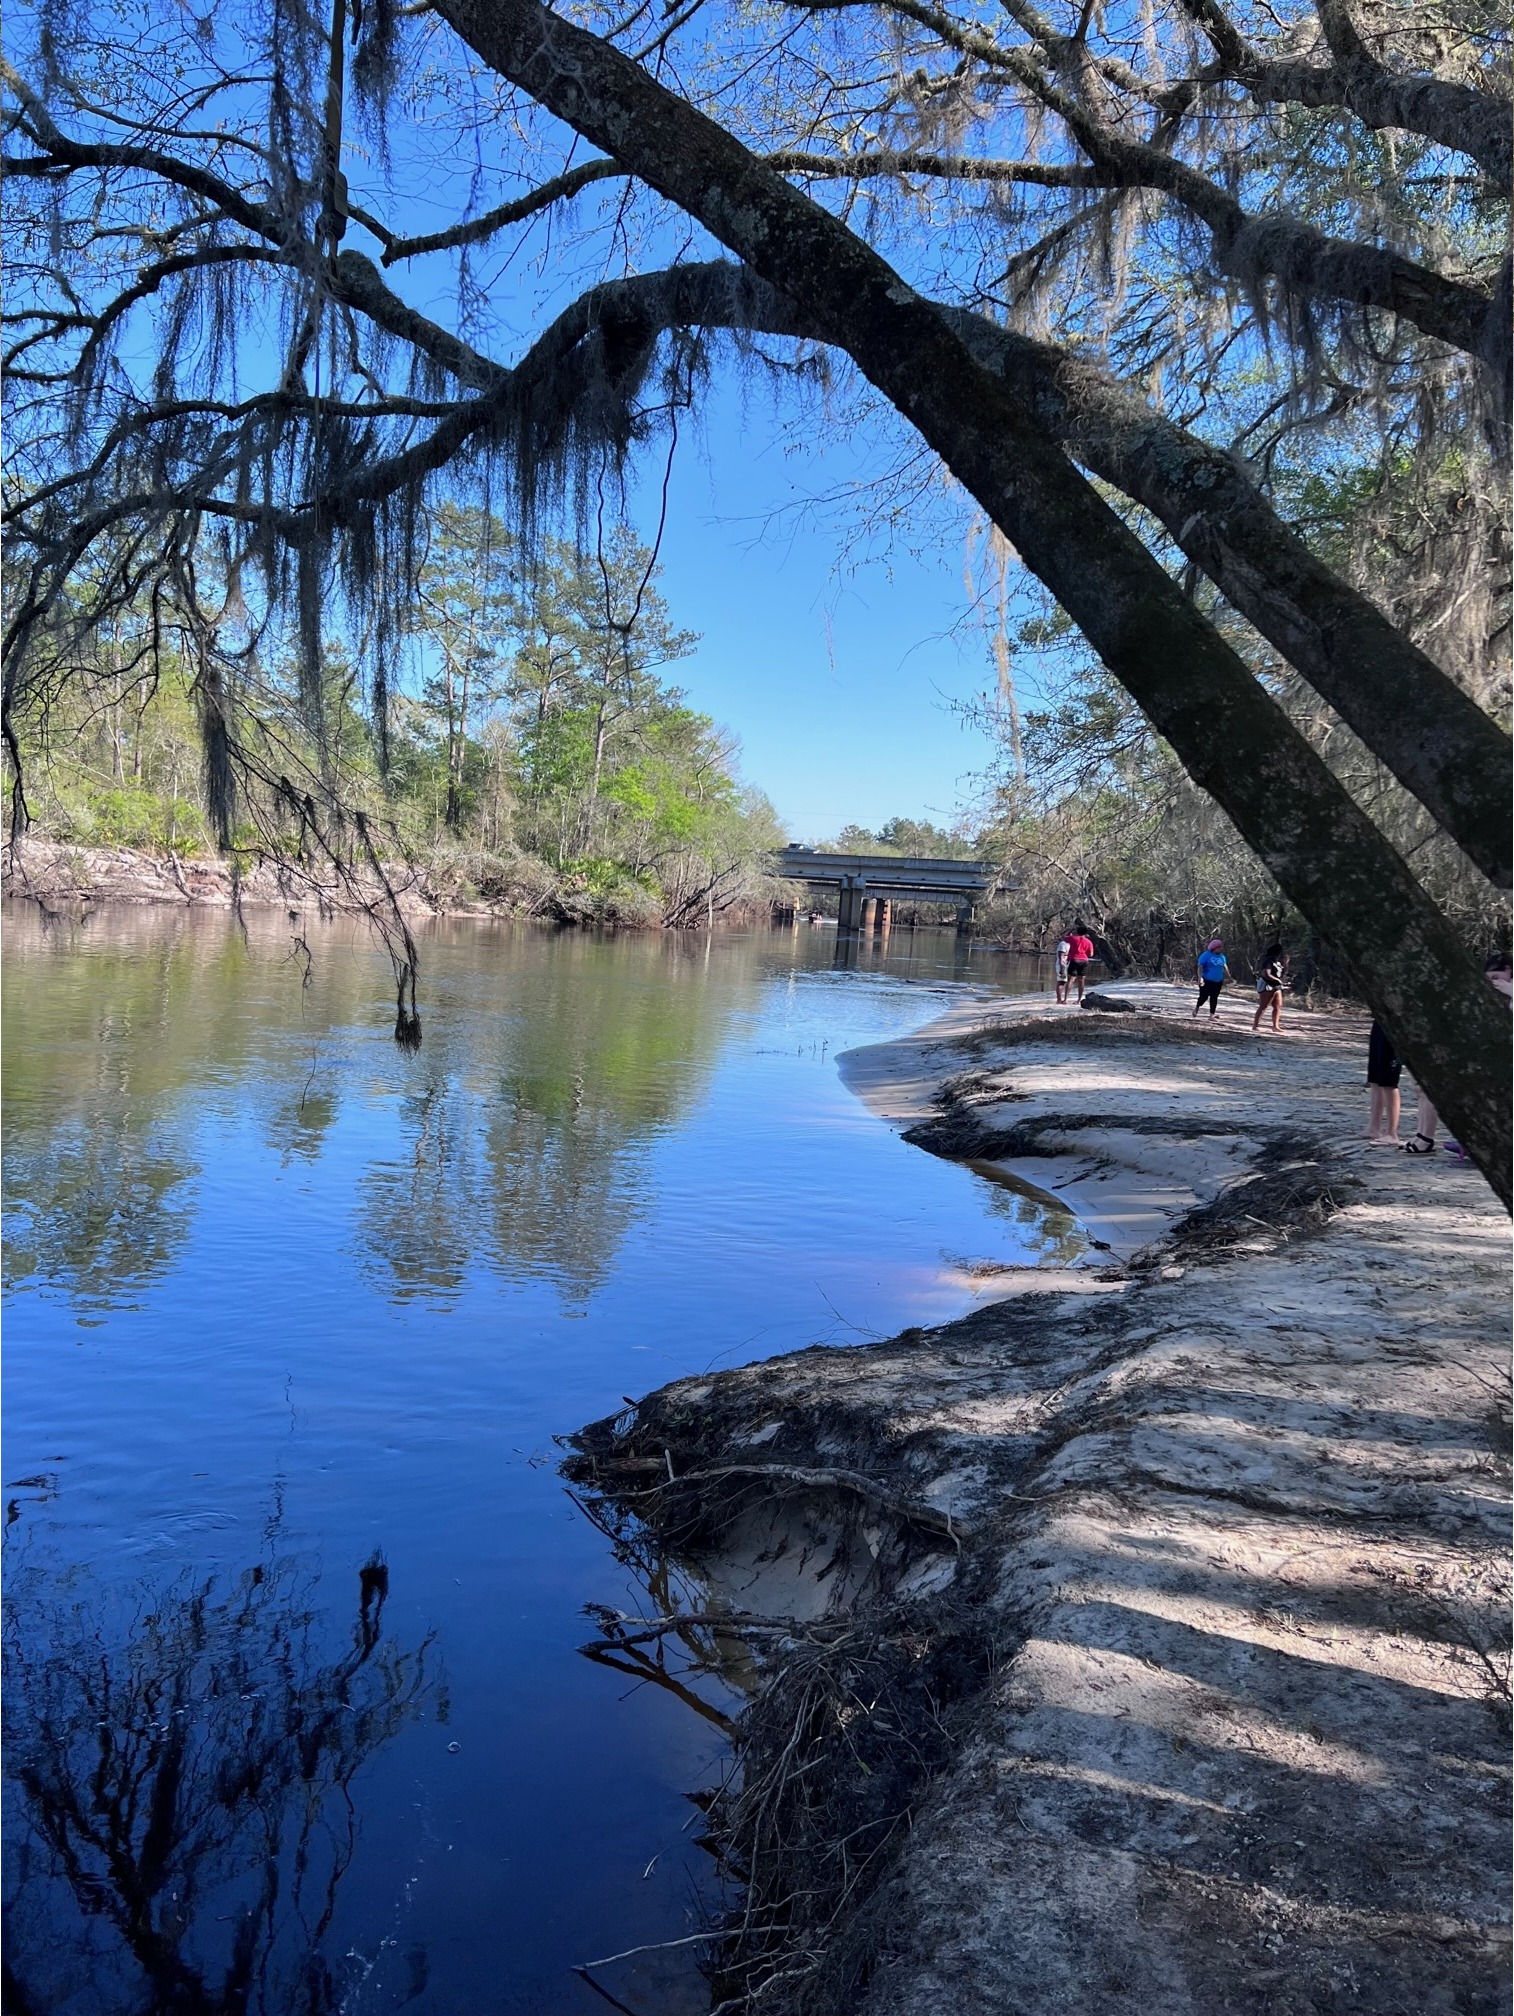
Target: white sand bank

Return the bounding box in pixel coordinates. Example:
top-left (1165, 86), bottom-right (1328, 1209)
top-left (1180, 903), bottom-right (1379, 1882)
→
top-left (840, 978), bottom-right (1427, 1262)
top-left (581, 982), bottom-right (1511, 2014)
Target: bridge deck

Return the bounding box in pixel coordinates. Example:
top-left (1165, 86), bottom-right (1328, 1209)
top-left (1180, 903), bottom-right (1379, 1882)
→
top-left (775, 848), bottom-right (994, 897)
top-left (774, 848), bottom-right (1000, 933)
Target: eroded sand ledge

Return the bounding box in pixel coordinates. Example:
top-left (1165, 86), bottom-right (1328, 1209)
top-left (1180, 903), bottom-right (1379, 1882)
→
top-left (569, 984), bottom-right (1511, 2015)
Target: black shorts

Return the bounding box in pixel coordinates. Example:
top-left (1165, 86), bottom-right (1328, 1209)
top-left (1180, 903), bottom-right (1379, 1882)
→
top-left (1067, 959), bottom-right (1088, 977)
top-left (1366, 1021), bottom-right (1401, 1089)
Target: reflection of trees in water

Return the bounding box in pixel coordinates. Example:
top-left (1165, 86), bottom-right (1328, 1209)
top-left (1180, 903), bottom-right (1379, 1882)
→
top-left (354, 1072), bottom-right (655, 1307)
top-left (356, 1080), bottom-right (483, 1302)
top-left (481, 1090), bottom-right (645, 1303)
top-left (2, 1117), bottom-right (197, 1309)
top-left (7, 907), bottom-right (752, 1312)
top-left (480, 940), bottom-right (732, 1299)
top-left (970, 1163), bottom-right (1086, 1266)
top-left (2, 907), bottom-right (414, 1308)
top-left (4, 912), bottom-right (259, 1309)
top-left (3, 1550), bottom-right (432, 2015)
top-left (357, 937), bottom-right (738, 1306)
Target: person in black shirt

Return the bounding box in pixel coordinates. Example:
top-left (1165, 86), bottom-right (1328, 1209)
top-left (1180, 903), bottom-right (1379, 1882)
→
top-left (1251, 944), bottom-right (1288, 1034)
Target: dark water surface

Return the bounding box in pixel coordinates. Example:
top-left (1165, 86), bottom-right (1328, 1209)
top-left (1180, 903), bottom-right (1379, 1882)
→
top-left (3, 908), bottom-right (1051, 2014)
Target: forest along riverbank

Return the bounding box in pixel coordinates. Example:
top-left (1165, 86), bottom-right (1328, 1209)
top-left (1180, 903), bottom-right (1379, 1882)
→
top-left (566, 981), bottom-right (1512, 2015)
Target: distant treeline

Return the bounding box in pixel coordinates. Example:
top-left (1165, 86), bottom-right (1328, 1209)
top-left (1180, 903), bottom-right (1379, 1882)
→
top-left (10, 510), bottom-right (783, 928)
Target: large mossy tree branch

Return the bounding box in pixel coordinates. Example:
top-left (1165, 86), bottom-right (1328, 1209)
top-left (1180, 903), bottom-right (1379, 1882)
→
top-left (792, 0), bottom-right (1503, 376)
top-left (9, 190), bottom-right (1506, 890)
top-left (431, 0), bottom-right (1511, 1200)
top-left (1176, 0), bottom-right (1512, 195)
top-left (937, 308), bottom-right (1513, 891)
top-left (457, 259), bottom-right (1507, 887)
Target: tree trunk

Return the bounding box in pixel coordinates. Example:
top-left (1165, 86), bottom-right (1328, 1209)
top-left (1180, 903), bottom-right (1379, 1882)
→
top-left (435, 0), bottom-right (1512, 1203)
top-left (443, 655), bottom-right (465, 833)
top-left (335, 252), bottom-right (1511, 881)
top-left (110, 639), bottom-right (124, 783)
top-left (941, 307), bottom-right (1513, 890)
top-left (582, 702), bottom-right (608, 856)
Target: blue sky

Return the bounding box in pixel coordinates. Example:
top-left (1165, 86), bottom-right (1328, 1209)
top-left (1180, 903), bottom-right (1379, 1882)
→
top-left (612, 366), bottom-right (1017, 843)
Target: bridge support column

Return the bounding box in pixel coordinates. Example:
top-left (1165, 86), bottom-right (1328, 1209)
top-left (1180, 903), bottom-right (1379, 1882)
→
top-left (956, 904), bottom-right (975, 938)
top-left (860, 896), bottom-right (877, 933)
top-left (838, 881), bottom-right (867, 934)
top-left (873, 898), bottom-right (891, 937)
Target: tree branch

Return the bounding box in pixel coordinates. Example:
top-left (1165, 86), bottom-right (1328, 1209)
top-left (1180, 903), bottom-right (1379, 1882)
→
top-left (0, 63), bottom-right (294, 248)
top-left (785, 0), bottom-right (1503, 365)
top-left (767, 148), bottom-right (1106, 187)
top-left (349, 147), bottom-right (1101, 270)
top-left (328, 249), bottom-right (507, 389)
top-left (1241, 0), bottom-right (1511, 194)
top-left (367, 156), bottom-right (628, 263)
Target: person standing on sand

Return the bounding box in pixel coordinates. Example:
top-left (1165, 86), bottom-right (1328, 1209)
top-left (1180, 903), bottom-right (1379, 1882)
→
top-left (1252, 944), bottom-right (1288, 1033)
top-left (1193, 939), bottom-right (1229, 1019)
top-left (1366, 1021), bottom-right (1402, 1144)
top-left (1064, 922), bottom-right (1095, 1004)
top-left (1054, 931), bottom-right (1071, 1005)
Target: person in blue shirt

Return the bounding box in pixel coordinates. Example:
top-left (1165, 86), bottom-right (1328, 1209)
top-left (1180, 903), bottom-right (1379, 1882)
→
top-left (1193, 938), bottom-right (1229, 1018)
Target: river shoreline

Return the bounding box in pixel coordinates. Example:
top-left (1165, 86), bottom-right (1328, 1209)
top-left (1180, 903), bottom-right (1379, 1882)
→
top-left (0, 831), bottom-right (574, 919)
top-left (567, 983), bottom-right (1511, 2014)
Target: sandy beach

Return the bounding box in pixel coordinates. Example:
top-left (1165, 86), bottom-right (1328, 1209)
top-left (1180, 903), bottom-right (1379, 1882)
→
top-left (568, 981), bottom-right (1511, 2013)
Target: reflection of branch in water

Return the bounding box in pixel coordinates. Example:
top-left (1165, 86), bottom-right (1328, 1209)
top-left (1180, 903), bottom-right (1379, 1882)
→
top-left (572, 1489), bottom-right (752, 1730)
top-left (579, 1633), bottom-right (737, 1735)
top-left (298, 1038), bottom-right (322, 1111)
top-left (3, 1550), bottom-right (433, 2015)
top-left (579, 1607), bottom-right (847, 1738)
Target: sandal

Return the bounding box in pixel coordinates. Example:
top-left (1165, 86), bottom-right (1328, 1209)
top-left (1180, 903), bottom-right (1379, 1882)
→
top-left (1403, 1134), bottom-right (1436, 1155)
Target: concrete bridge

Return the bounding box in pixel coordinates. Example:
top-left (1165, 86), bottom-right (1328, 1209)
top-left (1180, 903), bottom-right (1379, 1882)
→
top-left (774, 846), bottom-right (999, 935)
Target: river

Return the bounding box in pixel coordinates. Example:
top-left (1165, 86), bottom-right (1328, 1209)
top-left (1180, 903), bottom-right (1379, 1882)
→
top-left (2, 905), bottom-right (1057, 2014)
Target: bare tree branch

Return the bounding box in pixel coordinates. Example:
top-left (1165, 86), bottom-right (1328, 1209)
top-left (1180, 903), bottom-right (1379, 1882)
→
top-left (360, 156), bottom-right (628, 263)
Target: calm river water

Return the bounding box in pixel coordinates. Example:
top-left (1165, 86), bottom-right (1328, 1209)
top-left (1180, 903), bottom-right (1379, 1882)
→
top-left (3, 906), bottom-right (1053, 2015)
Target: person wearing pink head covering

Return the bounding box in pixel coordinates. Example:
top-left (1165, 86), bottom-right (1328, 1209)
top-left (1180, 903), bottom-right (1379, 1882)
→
top-left (1193, 938), bottom-right (1230, 1019)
